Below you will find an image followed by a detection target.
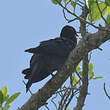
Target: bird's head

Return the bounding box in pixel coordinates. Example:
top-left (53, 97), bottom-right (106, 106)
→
top-left (60, 25), bottom-right (78, 43)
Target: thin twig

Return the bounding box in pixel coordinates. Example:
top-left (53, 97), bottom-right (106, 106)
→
top-left (62, 1), bottom-right (77, 23)
top-left (62, 90), bottom-right (71, 109)
top-left (56, 0), bottom-right (110, 32)
top-left (45, 104), bottom-right (50, 110)
top-left (68, 18), bottom-right (78, 23)
top-left (56, 86), bottom-right (79, 94)
top-left (104, 83), bottom-right (110, 100)
top-left (75, 69), bottom-right (82, 80)
top-left (51, 94), bottom-right (58, 110)
top-left (78, 0), bottom-right (85, 5)
top-left (76, 2), bottom-right (84, 8)
top-left (88, 52), bottom-right (92, 62)
top-left (96, 0), bottom-right (108, 25)
top-left (97, 47), bottom-right (103, 51)
top-left (58, 89), bottom-right (68, 110)
top-left (64, 90), bottom-right (74, 110)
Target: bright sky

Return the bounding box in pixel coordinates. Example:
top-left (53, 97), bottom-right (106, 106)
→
top-left (0, 0), bottom-right (110, 110)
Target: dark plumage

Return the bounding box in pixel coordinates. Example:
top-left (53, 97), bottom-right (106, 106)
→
top-left (22, 25), bottom-right (77, 92)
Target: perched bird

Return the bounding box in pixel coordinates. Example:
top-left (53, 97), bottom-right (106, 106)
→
top-left (22, 25), bottom-right (77, 92)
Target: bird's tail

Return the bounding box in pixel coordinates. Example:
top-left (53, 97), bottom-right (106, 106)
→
top-left (26, 80), bottom-right (32, 92)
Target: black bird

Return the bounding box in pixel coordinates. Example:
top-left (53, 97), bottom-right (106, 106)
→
top-left (22, 25), bottom-right (77, 92)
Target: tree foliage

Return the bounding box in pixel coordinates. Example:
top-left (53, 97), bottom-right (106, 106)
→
top-left (51, 0), bottom-right (110, 24)
top-left (0, 86), bottom-right (20, 110)
top-left (19, 0), bottom-right (110, 110)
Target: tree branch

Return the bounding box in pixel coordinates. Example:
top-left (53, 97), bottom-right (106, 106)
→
top-left (104, 83), bottom-right (110, 100)
top-left (56, 0), bottom-right (109, 31)
top-left (96, 0), bottom-right (108, 25)
top-left (19, 28), bottom-right (110, 110)
top-left (75, 54), bottom-right (88, 110)
top-left (75, 5), bottom-right (89, 110)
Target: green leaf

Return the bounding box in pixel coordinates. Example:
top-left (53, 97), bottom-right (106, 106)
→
top-left (71, 1), bottom-right (75, 8)
top-left (63, 0), bottom-right (69, 3)
top-left (88, 62), bottom-right (94, 79)
top-left (89, 62), bottom-right (93, 74)
top-left (88, 2), bottom-right (108, 21)
top-left (86, 0), bottom-right (100, 8)
top-left (0, 91), bottom-right (3, 107)
top-left (76, 63), bottom-right (81, 72)
top-left (89, 72), bottom-right (94, 79)
top-left (1, 86), bottom-right (8, 102)
top-left (79, 71), bottom-right (82, 76)
top-left (51, 0), bottom-right (62, 5)
top-left (107, 6), bottom-right (110, 14)
top-left (5, 92), bottom-right (20, 105)
top-left (51, 0), bottom-right (58, 5)
top-left (73, 107), bottom-right (76, 110)
top-left (105, 0), bottom-right (110, 6)
top-left (0, 108), bottom-right (2, 110)
top-left (1, 86), bottom-right (8, 97)
top-left (106, 14), bottom-right (110, 24)
top-left (72, 75), bottom-right (79, 86)
top-left (92, 76), bottom-right (104, 79)
top-left (3, 104), bottom-right (10, 110)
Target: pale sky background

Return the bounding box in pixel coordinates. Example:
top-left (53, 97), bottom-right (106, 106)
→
top-left (0, 0), bottom-right (110, 110)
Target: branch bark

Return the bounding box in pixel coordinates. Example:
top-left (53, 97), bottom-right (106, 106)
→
top-left (75, 54), bottom-right (88, 110)
top-left (19, 29), bottom-right (110, 110)
top-left (75, 5), bottom-right (89, 110)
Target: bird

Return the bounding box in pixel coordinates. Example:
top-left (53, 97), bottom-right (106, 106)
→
top-left (22, 25), bottom-right (78, 92)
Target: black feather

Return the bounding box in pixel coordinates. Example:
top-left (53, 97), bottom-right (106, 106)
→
top-left (22, 25), bottom-right (77, 92)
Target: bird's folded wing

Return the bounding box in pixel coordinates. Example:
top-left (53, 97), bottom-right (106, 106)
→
top-left (25, 38), bottom-right (74, 57)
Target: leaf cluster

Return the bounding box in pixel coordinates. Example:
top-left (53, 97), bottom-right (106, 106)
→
top-left (51, 0), bottom-right (110, 25)
top-left (0, 86), bottom-right (20, 110)
top-left (72, 62), bottom-right (103, 86)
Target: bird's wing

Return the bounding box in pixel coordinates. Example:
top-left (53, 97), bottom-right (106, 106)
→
top-left (25, 38), bottom-right (75, 57)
